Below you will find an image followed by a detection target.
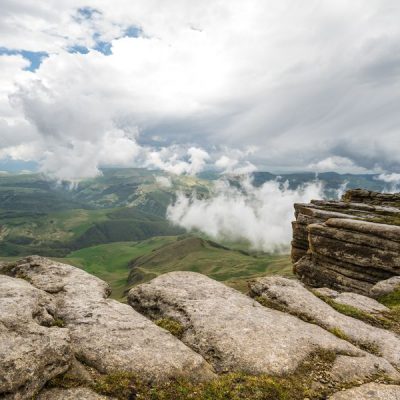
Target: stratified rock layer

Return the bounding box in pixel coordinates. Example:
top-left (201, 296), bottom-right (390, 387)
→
top-left (128, 271), bottom-right (399, 382)
top-left (292, 189), bottom-right (400, 293)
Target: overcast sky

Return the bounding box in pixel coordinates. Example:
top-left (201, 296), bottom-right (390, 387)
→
top-left (1, 0), bottom-right (400, 179)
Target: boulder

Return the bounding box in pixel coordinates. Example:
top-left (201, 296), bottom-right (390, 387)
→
top-left (314, 288), bottom-right (389, 315)
top-left (0, 274), bottom-right (72, 399)
top-left (248, 276), bottom-right (400, 369)
top-left (2, 257), bottom-right (215, 383)
top-left (128, 271), bottom-right (398, 383)
top-left (329, 383), bottom-right (400, 400)
top-left (37, 388), bottom-right (113, 400)
top-left (370, 276), bottom-right (400, 298)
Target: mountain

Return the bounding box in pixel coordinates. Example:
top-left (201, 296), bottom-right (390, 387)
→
top-left (0, 169), bottom-right (211, 257)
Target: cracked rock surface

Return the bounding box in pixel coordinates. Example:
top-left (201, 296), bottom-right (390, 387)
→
top-left (249, 276), bottom-right (400, 369)
top-left (0, 257), bottom-right (214, 399)
top-left (328, 382), bottom-right (400, 399)
top-left (0, 274), bottom-right (71, 399)
top-left (128, 271), bottom-right (399, 382)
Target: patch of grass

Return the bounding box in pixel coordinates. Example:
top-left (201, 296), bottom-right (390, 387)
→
top-left (357, 341), bottom-right (382, 356)
top-left (156, 318), bottom-right (185, 339)
top-left (46, 373), bottom-right (85, 390)
top-left (327, 327), bottom-right (348, 341)
top-left (51, 318), bottom-right (66, 328)
top-left (44, 348), bottom-right (397, 400)
top-left (378, 289), bottom-right (400, 335)
top-left (378, 288), bottom-right (400, 308)
top-left (92, 371), bottom-right (139, 399)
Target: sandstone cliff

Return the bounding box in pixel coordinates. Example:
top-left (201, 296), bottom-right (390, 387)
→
top-left (292, 189), bottom-right (400, 294)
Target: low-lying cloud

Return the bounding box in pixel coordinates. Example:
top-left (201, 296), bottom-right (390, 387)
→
top-left (376, 173), bottom-right (400, 193)
top-left (167, 177), bottom-right (324, 252)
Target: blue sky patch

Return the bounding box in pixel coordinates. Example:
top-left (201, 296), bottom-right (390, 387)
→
top-left (94, 41), bottom-right (112, 55)
top-left (68, 45), bottom-right (90, 54)
top-left (0, 47), bottom-right (48, 71)
top-left (125, 26), bottom-right (143, 38)
top-left (0, 159), bottom-right (38, 173)
top-left (76, 7), bottom-right (101, 20)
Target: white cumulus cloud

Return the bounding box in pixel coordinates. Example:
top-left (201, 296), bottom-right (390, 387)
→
top-left (167, 177), bottom-right (324, 252)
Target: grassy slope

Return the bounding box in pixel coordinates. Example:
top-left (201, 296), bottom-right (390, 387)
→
top-left (128, 236), bottom-right (293, 294)
top-left (61, 236), bottom-right (178, 300)
top-left (48, 235), bottom-right (292, 301)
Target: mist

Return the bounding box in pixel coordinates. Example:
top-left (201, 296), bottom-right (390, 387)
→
top-left (167, 177), bottom-right (324, 253)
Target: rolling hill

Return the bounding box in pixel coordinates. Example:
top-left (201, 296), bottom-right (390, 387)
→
top-left (0, 167), bottom-right (391, 300)
top-left (127, 236), bottom-right (292, 294)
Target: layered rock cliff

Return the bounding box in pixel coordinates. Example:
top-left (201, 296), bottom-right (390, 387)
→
top-left (292, 189), bottom-right (400, 294)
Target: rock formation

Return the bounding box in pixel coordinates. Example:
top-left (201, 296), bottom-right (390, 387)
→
top-left (248, 276), bottom-right (400, 368)
top-left (1, 225), bottom-right (399, 399)
top-left (292, 189), bottom-right (400, 294)
top-left (0, 257), bottom-right (214, 399)
top-left (328, 382), bottom-right (400, 400)
top-left (128, 271), bottom-right (398, 380)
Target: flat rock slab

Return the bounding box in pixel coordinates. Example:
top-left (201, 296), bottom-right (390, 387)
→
top-left (370, 276), bottom-right (400, 298)
top-left (37, 388), bottom-right (114, 400)
top-left (249, 276), bottom-right (400, 369)
top-left (128, 271), bottom-right (395, 380)
top-left (3, 257), bottom-right (215, 383)
top-left (314, 288), bottom-right (389, 314)
top-left (329, 383), bottom-right (400, 400)
top-left (0, 275), bottom-right (72, 400)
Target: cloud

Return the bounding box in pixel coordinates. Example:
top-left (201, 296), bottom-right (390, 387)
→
top-left (167, 177), bottom-right (324, 252)
top-left (376, 173), bottom-right (400, 193)
top-left (155, 175), bottom-right (172, 188)
top-left (1, 1), bottom-right (400, 178)
top-left (307, 156), bottom-right (370, 174)
top-left (146, 146), bottom-right (209, 175)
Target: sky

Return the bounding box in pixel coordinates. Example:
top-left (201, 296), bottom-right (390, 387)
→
top-left (1, 0), bottom-right (400, 180)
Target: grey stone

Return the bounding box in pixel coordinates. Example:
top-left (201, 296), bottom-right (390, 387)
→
top-left (0, 274), bottom-right (72, 399)
top-left (37, 387), bottom-right (114, 400)
top-left (128, 271), bottom-right (397, 382)
top-left (328, 383), bottom-right (400, 400)
top-left (370, 276), bottom-right (400, 298)
top-left (248, 276), bottom-right (400, 369)
top-left (314, 288), bottom-right (389, 315)
top-left (3, 257), bottom-right (215, 383)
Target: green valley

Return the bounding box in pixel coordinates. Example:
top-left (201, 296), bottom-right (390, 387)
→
top-left (1, 167), bottom-right (388, 302)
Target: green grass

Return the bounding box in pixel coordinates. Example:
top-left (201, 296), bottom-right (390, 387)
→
top-left (156, 318), bottom-right (185, 338)
top-left (1, 235), bottom-right (292, 302)
top-left (61, 237), bottom-right (177, 300)
top-left (60, 236), bottom-right (292, 301)
top-left (127, 236), bottom-right (293, 293)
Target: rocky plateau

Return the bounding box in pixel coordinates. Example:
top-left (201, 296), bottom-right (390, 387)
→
top-left (0, 189), bottom-right (399, 399)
